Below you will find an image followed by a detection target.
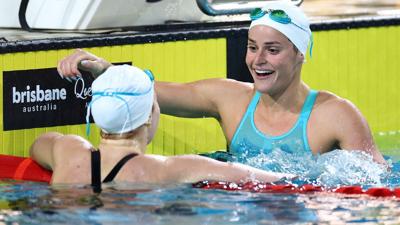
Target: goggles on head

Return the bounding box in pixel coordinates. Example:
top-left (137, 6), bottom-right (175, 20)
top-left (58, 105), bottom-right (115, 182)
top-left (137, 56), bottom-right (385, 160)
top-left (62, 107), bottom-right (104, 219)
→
top-left (250, 8), bottom-right (309, 34)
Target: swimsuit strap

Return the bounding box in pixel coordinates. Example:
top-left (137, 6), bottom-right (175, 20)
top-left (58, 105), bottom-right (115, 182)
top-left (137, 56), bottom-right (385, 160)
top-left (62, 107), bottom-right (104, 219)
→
top-left (103, 153), bottom-right (138, 183)
top-left (91, 148), bottom-right (102, 194)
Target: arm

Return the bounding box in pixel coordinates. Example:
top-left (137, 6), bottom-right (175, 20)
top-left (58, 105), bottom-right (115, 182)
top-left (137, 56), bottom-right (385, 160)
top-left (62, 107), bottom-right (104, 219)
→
top-left (323, 97), bottom-right (386, 164)
top-left (58, 49), bottom-right (226, 118)
top-left (156, 79), bottom-right (223, 118)
top-left (161, 155), bottom-right (294, 183)
top-left (30, 132), bottom-right (94, 184)
top-left (156, 78), bottom-right (251, 119)
top-left (57, 49), bottom-right (251, 121)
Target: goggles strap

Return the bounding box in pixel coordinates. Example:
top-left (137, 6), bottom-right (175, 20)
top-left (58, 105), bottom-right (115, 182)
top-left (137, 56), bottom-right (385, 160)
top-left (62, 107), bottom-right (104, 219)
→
top-left (112, 95), bottom-right (131, 136)
top-left (85, 88), bottom-right (154, 136)
top-left (86, 99), bottom-right (95, 137)
top-left (86, 93), bottom-right (131, 136)
top-left (309, 33), bottom-right (314, 58)
top-left (143, 69), bottom-right (155, 81)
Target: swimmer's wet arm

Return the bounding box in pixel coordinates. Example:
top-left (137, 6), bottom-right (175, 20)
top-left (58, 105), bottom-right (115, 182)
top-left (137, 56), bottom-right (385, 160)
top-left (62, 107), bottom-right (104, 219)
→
top-left (326, 98), bottom-right (386, 164)
top-left (161, 155), bottom-right (293, 183)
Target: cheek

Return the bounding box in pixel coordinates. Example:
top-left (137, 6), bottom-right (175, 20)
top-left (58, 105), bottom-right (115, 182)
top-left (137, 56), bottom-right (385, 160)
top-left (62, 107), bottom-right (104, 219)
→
top-left (272, 52), bottom-right (296, 69)
top-left (245, 52), bottom-right (253, 66)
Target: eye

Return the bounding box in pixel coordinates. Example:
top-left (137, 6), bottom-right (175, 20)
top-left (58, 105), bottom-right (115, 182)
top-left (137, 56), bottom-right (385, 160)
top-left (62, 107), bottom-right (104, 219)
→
top-left (268, 47), bottom-right (280, 54)
top-left (247, 44), bottom-right (257, 52)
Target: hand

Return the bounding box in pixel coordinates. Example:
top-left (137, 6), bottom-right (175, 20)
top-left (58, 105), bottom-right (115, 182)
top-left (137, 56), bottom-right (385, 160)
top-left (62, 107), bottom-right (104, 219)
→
top-left (57, 49), bottom-right (112, 81)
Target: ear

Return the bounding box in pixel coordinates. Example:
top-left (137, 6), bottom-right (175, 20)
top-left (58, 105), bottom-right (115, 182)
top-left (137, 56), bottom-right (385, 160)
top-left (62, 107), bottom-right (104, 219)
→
top-left (146, 101), bottom-right (160, 144)
top-left (298, 52), bottom-right (305, 63)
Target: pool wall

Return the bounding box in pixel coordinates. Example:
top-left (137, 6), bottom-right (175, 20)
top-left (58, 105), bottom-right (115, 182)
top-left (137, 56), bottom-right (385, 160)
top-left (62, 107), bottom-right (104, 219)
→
top-left (0, 17), bottom-right (399, 157)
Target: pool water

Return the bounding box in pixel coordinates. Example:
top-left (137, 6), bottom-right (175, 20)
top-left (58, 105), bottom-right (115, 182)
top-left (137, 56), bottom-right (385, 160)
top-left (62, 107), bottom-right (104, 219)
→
top-left (0, 151), bottom-right (399, 224)
top-left (1, 179), bottom-right (400, 224)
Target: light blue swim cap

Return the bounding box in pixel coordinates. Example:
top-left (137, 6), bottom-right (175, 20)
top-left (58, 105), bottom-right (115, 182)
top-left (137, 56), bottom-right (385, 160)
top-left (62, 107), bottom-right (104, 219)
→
top-left (86, 65), bottom-right (154, 134)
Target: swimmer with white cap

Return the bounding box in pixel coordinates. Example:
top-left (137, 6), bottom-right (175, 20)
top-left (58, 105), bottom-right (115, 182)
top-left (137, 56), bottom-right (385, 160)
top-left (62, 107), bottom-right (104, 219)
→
top-left (57, 1), bottom-right (386, 165)
top-left (30, 65), bottom-right (293, 191)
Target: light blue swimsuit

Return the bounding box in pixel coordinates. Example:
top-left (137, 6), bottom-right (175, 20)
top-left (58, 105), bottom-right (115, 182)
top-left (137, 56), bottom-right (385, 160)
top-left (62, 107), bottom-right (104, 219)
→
top-left (229, 90), bottom-right (318, 158)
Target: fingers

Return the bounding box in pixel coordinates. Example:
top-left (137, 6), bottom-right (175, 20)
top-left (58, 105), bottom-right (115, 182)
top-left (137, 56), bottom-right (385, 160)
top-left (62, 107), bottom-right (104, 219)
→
top-left (57, 49), bottom-right (100, 80)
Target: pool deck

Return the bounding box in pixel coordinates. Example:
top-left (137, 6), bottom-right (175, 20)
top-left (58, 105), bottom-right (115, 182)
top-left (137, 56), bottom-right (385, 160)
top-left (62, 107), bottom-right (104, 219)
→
top-left (0, 0), bottom-right (399, 42)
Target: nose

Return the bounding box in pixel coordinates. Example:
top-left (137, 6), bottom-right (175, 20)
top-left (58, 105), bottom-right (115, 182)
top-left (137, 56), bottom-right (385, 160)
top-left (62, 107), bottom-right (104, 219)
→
top-left (254, 50), bottom-right (267, 66)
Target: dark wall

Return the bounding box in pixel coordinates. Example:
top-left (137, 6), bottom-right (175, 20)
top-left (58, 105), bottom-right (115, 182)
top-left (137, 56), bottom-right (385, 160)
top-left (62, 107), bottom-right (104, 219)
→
top-left (226, 34), bottom-right (253, 82)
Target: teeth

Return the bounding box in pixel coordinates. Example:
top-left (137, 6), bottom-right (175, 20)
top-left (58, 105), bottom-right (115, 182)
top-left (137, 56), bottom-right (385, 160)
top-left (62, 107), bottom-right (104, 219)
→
top-left (255, 69), bottom-right (274, 74)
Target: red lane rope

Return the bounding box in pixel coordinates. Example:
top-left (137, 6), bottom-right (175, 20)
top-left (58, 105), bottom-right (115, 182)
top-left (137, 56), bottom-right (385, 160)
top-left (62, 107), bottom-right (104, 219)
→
top-left (193, 181), bottom-right (400, 199)
top-left (14, 158), bottom-right (33, 180)
top-left (0, 154), bottom-right (51, 183)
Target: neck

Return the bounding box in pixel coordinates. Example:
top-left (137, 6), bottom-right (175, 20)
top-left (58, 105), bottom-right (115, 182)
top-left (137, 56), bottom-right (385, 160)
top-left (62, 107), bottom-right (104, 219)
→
top-left (98, 128), bottom-right (147, 154)
top-left (99, 138), bottom-right (145, 154)
top-left (260, 81), bottom-right (309, 113)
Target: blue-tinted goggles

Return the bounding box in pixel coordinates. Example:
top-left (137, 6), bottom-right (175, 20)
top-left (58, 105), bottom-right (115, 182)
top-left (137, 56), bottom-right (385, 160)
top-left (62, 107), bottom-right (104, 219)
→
top-left (85, 69), bottom-right (154, 136)
top-left (250, 8), bottom-right (308, 33)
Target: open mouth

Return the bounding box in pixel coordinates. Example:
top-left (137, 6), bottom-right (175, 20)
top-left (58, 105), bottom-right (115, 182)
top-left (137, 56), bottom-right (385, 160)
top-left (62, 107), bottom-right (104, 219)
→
top-left (255, 69), bottom-right (275, 77)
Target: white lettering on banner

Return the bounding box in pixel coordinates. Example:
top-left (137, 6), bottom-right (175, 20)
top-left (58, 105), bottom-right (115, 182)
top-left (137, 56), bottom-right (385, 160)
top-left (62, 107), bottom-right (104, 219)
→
top-left (12, 85), bottom-right (67, 103)
top-left (22, 103), bottom-right (57, 112)
top-left (74, 77), bottom-right (92, 100)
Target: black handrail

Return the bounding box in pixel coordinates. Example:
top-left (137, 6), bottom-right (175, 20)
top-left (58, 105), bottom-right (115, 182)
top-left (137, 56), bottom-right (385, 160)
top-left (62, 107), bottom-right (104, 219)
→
top-left (19, 0), bottom-right (32, 31)
top-left (196, 0), bottom-right (304, 16)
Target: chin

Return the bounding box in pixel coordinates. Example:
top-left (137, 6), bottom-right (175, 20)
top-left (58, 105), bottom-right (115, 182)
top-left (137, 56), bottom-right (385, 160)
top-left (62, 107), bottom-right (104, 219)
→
top-left (254, 80), bottom-right (275, 93)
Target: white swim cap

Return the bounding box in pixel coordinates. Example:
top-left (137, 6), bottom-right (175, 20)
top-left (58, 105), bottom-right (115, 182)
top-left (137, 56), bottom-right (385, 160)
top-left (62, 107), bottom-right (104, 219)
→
top-left (249, 0), bottom-right (313, 56)
top-left (86, 65), bottom-right (154, 134)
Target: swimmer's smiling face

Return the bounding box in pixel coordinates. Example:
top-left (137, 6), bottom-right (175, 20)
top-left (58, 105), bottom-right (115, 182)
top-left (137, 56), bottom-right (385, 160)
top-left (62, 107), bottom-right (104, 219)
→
top-left (246, 25), bottom-right (304, 95)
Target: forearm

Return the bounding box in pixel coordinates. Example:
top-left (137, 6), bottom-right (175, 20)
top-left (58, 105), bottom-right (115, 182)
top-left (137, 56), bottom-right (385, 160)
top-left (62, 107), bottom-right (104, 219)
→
top-left (164, 155), bottom-right (292, 183)
top-left (214, 162), bottom-right (293, 183)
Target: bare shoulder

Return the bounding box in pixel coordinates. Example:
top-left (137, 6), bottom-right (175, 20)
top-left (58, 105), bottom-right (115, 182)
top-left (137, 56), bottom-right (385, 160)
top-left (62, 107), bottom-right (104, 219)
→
top-left (53, 134), bottom-right (93, 153)
top-left (310, 91), bottom-right (385, 163)
top-left (310, 91), bottom-right (370, 146)
top-left (52, 134), bottom-right (93, 167)
top-left (313, 91), bottom-right (363, 120)
top-left (195, 79), bottom-right (255, 138)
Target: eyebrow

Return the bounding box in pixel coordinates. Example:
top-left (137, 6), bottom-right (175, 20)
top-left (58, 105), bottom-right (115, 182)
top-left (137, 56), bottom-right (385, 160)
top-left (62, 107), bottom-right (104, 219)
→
top-left (247, 38), bottom-right (281, 45)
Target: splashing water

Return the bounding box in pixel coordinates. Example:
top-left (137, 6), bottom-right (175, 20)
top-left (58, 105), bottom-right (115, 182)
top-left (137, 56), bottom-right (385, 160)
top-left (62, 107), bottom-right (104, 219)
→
top-left (232, 148), bottom-right (390, 188)
top-left (308, 150), bottom-right (389, 187)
